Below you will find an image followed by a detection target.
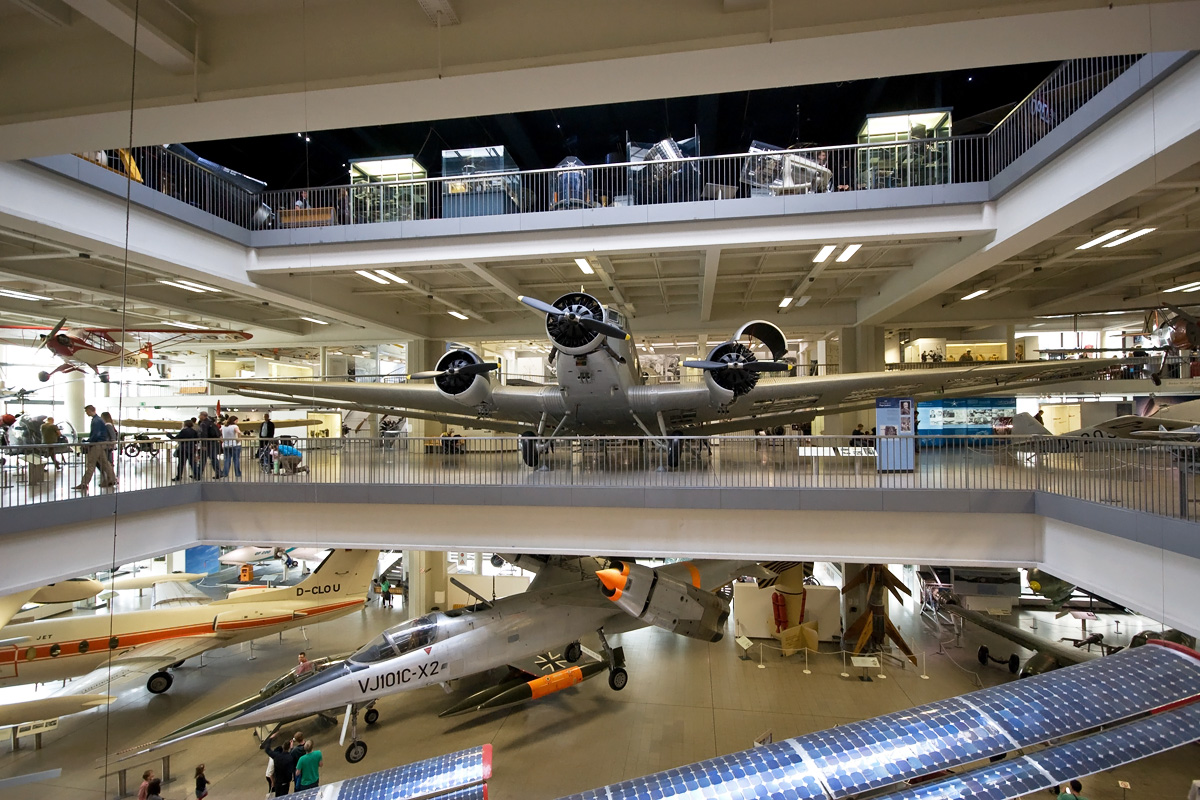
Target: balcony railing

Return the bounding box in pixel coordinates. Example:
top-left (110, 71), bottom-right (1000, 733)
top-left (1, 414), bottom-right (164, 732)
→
top-left (3, 434), bottom-right (1197, 523)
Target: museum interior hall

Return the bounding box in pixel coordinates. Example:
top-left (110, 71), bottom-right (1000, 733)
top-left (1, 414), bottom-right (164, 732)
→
top-left (2, 2), bottom-right (1200, 800)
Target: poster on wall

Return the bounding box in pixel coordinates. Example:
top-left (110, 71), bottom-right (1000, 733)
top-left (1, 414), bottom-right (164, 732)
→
top-left (876, 397), bottom-right (915, 472)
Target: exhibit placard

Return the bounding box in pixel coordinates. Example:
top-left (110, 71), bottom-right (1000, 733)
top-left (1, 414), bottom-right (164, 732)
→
top-left (876, 397), bottom-right (915, 472)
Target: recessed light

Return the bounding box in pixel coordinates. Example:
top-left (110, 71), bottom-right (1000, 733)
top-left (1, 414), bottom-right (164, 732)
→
top-left (161, 320), bottom-right (204, 330)
top-left (1102, 228), bottom-right (1155, 248)
top-left (301, 317), bottom-right (329, 325)
top-left (157, 279), bottom-right (207, 294)
top-left (574, 258), bottom-right (595, 275)
top-left (836, 244), bottom-right (862, 262)
top-left (779, 297), bottom-right (794, 308)
top-left (1076, 230), bottom-right (1128, 250)
top-left (961, 289), bottom-right (989, 300)
top-left (374, 269), bottom-right (408, 284)
top-left (813, 245), bottom-right (837, 263)
top-left (448, 311), bottom-right (469, 320)
top-left (0, 288), bottom-right (52, 301)
top-left (175, 279), bottom-right (220, 292)
top-left (356, 270), bottom-right (390, 285)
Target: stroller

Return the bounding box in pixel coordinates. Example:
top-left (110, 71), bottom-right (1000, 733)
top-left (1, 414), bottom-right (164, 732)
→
top-left (256, 435), bottom-right (296, 473)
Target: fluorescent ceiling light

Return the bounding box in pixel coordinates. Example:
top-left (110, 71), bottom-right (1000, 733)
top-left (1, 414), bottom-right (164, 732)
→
top-left (157, 279), bottom-right (207, 294)
top-left (836, 244), bottom-right (862, 262)
top-left (813, 245), bottom-right (837, 263)
top-left (356, 269), bottom-right (390, 285)
top-left (1184, 284), bottom-right (1200, 293)
top-left (374, 269), bottom-right (409, 284)
top-left (161, 320), bottom-right (203, 330)
top-left (174, 279), bottom-right (220, 293)
top-left (574, 258), bottom-right (595, 275)
top-left (1102, 227), bottom-right (1155, 248)
top-left (961, 289), bottom-right (989, 300)
top-left (1163, 281), bottom-right (1200, 293)
top-left (0, 288), bottom-right (52, 301)
top-left (1076, 230), bottom-right (1127, 250)
top-left (779, 296), bottom-right (794, 308)
top-left (301, 317), bottom-right (329, 325)
top-left (448, 311), bottom-right (469, 320)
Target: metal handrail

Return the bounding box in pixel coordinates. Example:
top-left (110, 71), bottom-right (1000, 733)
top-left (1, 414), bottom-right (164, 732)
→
top-left (3, 434), bottom-right (1197, 523)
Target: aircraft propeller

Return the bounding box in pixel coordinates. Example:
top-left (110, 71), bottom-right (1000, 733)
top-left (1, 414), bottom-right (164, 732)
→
top-left (408, 362), bottom-right (499, 381)
top-left (684, 359), bottom-right (789, 373)
top-left (35, 318), bottom-right (68, 352)
top-left (518, 295), bottom-right (630, 341)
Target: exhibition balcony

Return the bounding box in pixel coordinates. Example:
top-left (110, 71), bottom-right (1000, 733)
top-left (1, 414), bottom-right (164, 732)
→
top-left (30, 53), bottom-right (1179, 246)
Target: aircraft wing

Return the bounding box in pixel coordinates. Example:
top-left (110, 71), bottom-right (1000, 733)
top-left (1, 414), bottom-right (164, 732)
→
top-left (0, 695), bottom-right (113, 728)
top-left (210, 378), bottom-right (547, 433)
top-left (946, 605), bottom-right (1090, 666)
top-left (289, 744), bottom-right (491, 800)
top-left (0, 589), bottom-right (39, 631)
top-left (151, 579), bottom-right (212, 608)
top-left (550, 642), bottom-right (1200, 800)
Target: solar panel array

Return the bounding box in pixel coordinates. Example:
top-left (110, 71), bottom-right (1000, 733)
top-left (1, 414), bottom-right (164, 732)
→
top-left (557, 644), bottom-right (1200, 800)
top-left (290, 744), bottom-right (491, 800)
top-left (876, 702), bottom-right (1200, 800)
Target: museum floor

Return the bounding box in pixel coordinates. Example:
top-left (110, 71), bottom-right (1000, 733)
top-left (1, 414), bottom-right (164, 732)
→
top-left (0, 590), bottom-right (1194, 800)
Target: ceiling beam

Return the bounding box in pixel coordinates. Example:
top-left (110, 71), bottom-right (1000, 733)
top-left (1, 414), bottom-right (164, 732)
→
top-left (1030, 250), bottom-right (1200, 311)
top-left (594, 256), bottom-right (635, 317)
top-left (459, 261), bottom-right (540, 317)
top-left (61, 0), bottom-right (199, 74)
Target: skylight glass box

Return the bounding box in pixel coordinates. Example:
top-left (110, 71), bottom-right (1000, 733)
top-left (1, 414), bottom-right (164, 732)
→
top-left (348, 155), bottom-right (428, 223)
top-left (441, 146), bottom-right (523, 217)
top-left (856, 108), bottom-right (952, 189)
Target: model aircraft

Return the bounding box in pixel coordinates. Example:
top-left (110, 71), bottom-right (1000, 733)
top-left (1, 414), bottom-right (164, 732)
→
top-left (213, 292), bottom-right (1126, 465)
top-left (129, 555), bottom-right (766, 763)
top-left (218, 546), bottom-right (329, 566)
top-left (0, 549), bottom-right (376, 708)
top-left (0, 317), bottom-right (250, 383)
top-left (261, 642), bottom-right (1200, 800)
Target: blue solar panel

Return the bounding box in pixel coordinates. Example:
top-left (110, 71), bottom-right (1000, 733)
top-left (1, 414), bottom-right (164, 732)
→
top-left (290, 744), bottom-right (491, 800)
top-left (873, 701), bottom-right (1200, 800)
top-left (554, 643), bottom-right (1200, 800)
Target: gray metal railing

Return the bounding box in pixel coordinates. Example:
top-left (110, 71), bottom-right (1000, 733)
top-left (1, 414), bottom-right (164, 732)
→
top-left (3, 435), bottom-right (1197, 523)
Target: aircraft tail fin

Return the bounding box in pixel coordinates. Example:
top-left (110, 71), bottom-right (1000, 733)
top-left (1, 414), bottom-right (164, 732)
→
top-left (212, 549), bottom-right (378, 605)
top-left (1012, 413), bottom-right (1053, 436)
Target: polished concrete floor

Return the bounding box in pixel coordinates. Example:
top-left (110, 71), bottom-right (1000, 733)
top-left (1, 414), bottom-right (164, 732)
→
top-left (0, 589), bottom-right (1195, 800)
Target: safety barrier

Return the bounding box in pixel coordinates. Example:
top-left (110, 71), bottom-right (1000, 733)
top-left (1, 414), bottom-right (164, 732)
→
top-left (3, 434), bottom-right (1196, 522)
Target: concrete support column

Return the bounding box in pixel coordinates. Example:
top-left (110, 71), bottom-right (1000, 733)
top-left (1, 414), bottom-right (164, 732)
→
top-left (856, 325), bottom-right (886, 373)
top-left (406, 340), bottom-right (445, 440)
top-left (64, 369), bottom-right (85, 434)
top-left (839, 328), bottom-right (858, 374)
top-left (206, 351), bottom-right (218, 379)
top-left (1005, 325), bottom-right (1017, 361)
top-left (403, 550), bottom-right (448, 617)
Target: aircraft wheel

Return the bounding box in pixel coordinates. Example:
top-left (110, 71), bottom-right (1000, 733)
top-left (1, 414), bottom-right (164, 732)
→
top-left (345, 740), bottom-right (368, 764)
top-left (608, 667), bottom-right (628, 691)
top-left (565, 641), bottom-right (583, 663)
top-left (147, 671), bottom-right (173, 694)
top-left (519, 432), bottom-right (540, 467)
top-left (124, 443), bottom-right (141, 458)
top-left (1007, 654), bottom-right (1020, 674)
top-left (666, 432), bottom-right (683, 469)
top-left (977, 645), bottom-right (990, 666)
top-left (38, 371), bottom-right (50, 383)
top-left (364, 708), bottom-right (379, 725)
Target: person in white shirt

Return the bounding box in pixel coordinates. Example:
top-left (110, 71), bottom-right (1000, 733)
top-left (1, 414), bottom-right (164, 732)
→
top-left (220, 416), bottom-right (243, 478)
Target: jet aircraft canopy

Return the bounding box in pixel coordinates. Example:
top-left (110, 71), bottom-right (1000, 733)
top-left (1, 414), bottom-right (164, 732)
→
top-left (351, 615), bottom-right (440, 664)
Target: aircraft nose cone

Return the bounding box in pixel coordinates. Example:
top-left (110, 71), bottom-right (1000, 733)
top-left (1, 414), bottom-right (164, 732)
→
top-left (595, 569), bottom-right (626, 599)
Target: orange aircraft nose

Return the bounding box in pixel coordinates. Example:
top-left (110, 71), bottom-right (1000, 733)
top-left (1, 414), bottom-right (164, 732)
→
top-left (595, 569), bottom-right (626, 600)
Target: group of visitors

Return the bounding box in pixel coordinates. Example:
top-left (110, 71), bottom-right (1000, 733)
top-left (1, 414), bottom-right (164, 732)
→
top-left (267, 730), bottom-right (323, 796)
top-left (168, 411), bottom-right (304, 481)
top-left (136, 765), bottom-right (210, 800)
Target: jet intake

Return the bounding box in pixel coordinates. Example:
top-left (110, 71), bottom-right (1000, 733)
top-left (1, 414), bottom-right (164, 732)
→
top-left (596, 561), bottom-right (730, 642)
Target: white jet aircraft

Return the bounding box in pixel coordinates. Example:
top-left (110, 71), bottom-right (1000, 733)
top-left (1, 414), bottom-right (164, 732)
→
top-left (214, 292), bottom-right (1125, 466)
top-left (130, 555), bottom-right (768, 764)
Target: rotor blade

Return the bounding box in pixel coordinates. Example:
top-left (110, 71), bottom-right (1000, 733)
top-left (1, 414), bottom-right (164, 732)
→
top-left (578, 318), bottom-right (630, 341)
top-left (518, 295), bottom-right (565, 316)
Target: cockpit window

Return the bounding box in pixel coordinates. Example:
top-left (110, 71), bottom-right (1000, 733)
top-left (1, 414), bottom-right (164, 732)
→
top-left (350, 615), bottom-right (439, 665)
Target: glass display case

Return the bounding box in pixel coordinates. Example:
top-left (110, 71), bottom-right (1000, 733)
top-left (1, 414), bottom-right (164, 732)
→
top-left (856, 109), bottom-right (952, 189)
top-left (627, 136), bottom-right (701, 205)
top-left (441, 146), bottom-right (523, 217)
top-left (348, 155), bottom-right (428, 223)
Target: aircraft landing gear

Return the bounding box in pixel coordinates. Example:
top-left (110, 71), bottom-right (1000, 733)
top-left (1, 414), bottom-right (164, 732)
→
top-left (596, 628), bottom-right (628, 692)
top-left (37, 371), bottom-right (50, 383)
top-left (147, 671), bottom-right (173, 694)
top-left (564, 641), bottom-right (583, 663)
top-left (519, 431), bottom-right (540, 468)
top-left (977, 645), bottom-right (1020, 674)
top-left (364, 703), bottom-right (379, 725)
top-left (342, 704), bottom-right (369, 763)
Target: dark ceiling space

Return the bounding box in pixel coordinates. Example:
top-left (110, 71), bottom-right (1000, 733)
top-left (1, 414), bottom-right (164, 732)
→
top-left (186, 61), bottom-right (1057, 190)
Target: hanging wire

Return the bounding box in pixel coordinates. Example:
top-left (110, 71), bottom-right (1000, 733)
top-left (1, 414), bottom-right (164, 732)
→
top-left (100, 0), bottom-right (141, 792)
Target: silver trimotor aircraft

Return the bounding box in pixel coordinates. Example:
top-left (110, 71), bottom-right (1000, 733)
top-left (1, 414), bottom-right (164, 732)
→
top-left (214, 292), bottom-right (1125, 465)
top-left (129, 555), bottom-right (767, 764)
